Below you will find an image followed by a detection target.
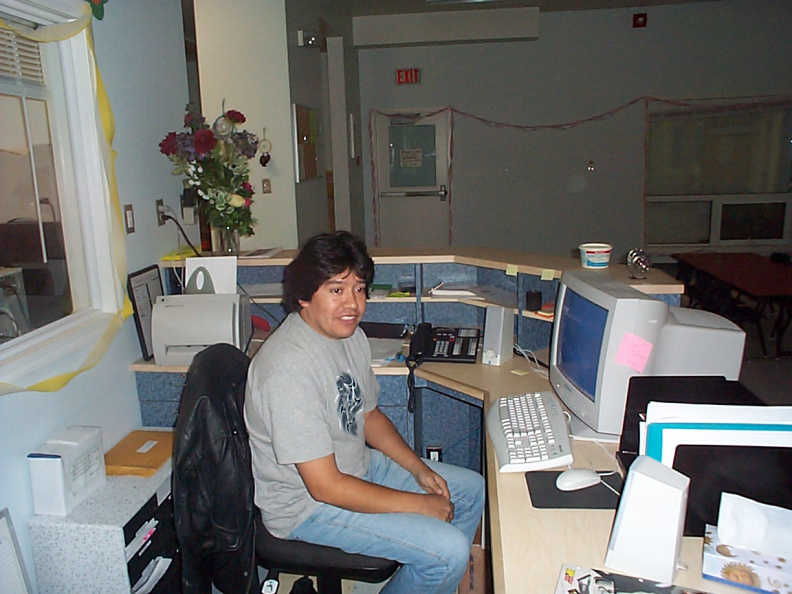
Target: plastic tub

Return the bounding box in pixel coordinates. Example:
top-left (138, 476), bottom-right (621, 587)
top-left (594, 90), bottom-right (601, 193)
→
top-left (578, 243), bottom-right (612, 269)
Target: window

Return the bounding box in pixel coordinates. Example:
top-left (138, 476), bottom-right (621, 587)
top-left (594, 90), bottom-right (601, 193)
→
top-left (0, 28), bottom-right (72, 340)
top-left (0, 4), bottom-right (123, 387)
top-left (645, 101), bottom-right (792, 253)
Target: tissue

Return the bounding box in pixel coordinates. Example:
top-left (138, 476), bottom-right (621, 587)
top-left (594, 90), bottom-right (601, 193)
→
top-left (718, 492), bottom-right (792, 558)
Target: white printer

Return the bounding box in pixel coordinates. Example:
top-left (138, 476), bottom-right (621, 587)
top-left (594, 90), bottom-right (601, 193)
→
top-left (151, 293), bottom-right (252, 366)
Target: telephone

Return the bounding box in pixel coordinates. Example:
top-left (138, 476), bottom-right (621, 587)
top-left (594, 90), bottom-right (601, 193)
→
top-left (408, 322), bottom-right (481, 364)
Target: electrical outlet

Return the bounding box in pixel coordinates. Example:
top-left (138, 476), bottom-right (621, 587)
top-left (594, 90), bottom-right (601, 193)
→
top-left (156, 199), bottom-right (166, 226)
top-left (426, 446), bottom-right (442, 462)
top-left (262, 179), bottom-right (272, 194)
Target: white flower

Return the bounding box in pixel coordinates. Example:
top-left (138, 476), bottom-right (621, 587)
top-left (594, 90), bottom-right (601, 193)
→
top-left (213, 117), bottom-right (233, 137)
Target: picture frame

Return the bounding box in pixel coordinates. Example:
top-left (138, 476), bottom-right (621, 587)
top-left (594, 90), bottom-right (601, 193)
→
top-left (127, 265), bottom-right (164, 360)
top-left (0, 507), bottom-right (32, 593)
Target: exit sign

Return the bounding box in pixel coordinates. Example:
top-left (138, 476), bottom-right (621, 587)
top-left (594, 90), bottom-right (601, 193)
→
top-left (396, 68), bottom-right (421, 85)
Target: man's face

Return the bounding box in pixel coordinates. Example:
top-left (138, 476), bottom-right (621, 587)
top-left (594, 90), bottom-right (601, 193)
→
top-left (299, 270), bottom-right (367, 340)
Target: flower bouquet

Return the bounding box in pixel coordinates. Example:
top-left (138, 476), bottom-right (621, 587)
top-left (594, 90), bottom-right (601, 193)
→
top-left (159, 104), bottom-right (261, 252)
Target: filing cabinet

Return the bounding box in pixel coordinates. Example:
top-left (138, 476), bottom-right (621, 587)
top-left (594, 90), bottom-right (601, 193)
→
top-left (29, 460), bottom-right (180, 593)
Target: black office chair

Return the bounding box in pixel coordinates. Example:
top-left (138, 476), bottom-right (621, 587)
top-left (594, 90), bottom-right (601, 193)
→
top-left (173, 343), bottom-right (400, 594)
top-left (691, 273), bottom-right (767, 357)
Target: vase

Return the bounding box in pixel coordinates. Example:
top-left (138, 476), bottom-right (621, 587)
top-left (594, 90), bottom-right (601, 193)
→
top-left (214, 226), bottom-right (240, 256)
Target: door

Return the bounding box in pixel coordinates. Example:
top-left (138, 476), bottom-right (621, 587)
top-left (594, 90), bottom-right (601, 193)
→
top-left (372, 109), bottom-right (451, 247)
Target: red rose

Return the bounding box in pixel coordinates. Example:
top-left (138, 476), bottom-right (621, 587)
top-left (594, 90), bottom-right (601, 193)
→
top-left (244, 197), bottom-right (253, 207)
top-left (226, 110), bottom-right (246, 124)
top-left (193, 129), bottom-right (217, 155)
top-left (159, 132), bottom-right (177, 155)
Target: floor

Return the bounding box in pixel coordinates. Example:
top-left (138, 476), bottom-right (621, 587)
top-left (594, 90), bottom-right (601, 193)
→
top-left (269, 573), bottom-right (384, 593)
top-left (736, 309), bottom-right (792, 405)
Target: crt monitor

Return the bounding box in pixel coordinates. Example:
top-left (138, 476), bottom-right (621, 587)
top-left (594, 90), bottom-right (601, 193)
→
top-left (549, 269), bottom-right (745, 442)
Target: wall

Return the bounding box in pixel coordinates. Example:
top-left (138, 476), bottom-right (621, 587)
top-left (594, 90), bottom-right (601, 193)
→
top-left (284, 0), bottom-right (367, 243)
top-left (0, 3), bottom-right (190, 591)
top-left (358, 0), bottom-right (792, 262)
top-left (193, 0), bottom-right (299, 252)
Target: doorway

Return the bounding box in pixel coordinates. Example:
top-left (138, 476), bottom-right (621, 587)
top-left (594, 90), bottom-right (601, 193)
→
top-left (372, 109), bottom-right (452, 247)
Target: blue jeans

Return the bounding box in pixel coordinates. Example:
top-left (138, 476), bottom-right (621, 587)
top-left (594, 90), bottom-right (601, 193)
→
top-left (289, 450), bottom-right (485, 594)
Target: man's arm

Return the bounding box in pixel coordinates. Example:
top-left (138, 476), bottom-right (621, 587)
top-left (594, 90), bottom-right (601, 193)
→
top-left (295, 453), bottom-right (453, 521)
top-left (363, 407), bottom-right (450, 499)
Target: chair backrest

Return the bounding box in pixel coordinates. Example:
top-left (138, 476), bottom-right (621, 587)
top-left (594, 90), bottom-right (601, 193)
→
top-left (172, 343), bottom-right (258, 594)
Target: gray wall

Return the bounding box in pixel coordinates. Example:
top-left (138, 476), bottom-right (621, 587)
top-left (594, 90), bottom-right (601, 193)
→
top-left (286, 0), bottom-right (367, 243)
top-left (358, 0), bottom-right (792, 262)
top-left (0, 3), bottom-right (190, 591)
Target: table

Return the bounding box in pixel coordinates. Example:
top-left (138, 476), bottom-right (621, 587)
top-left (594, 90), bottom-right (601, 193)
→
top-left (674, 252), bottom-right (792, 357)
top-left (416, 358), bottom-right (746, 593)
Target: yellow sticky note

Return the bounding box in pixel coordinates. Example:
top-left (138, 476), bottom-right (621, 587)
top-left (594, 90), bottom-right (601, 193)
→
top-left (505, 264), bottom-right (518, 276)
top-left (540, 269), bottom-right (554, 281)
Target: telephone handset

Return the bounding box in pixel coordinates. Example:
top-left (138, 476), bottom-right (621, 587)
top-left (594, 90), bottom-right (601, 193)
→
top-left (408, 323), bottom-right (481, 364)
top-left (408, 322), bottom-right (433, 361)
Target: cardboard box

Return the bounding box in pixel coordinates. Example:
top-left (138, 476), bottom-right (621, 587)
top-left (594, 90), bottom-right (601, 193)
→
top-left (457, 544), bottom-right (487, 594)
top-left (28, 426), bottom-right (106, 516)
top-left (702, 524), bottom-right (791, 594)
top-left (104, 430), bottom-right (173, 477)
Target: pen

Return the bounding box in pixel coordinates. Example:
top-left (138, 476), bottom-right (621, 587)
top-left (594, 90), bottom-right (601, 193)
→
top-left (429, 282), bottom-right (444, 293)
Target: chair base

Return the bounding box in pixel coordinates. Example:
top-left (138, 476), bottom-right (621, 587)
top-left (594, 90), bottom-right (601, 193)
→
top-left (255, 515), bottom-right (400, 594)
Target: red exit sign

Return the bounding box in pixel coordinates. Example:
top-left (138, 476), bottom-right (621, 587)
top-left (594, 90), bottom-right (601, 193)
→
top-left (396, 68), bottom-right (421, 85)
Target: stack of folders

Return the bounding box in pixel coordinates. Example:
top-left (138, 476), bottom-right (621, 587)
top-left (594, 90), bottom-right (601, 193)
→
top-left (640, 402), bottom-right (792, 467)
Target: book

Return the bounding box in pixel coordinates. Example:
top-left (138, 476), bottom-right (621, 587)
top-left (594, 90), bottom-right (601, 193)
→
top-left (369, 283), bottom-right (392, 299)
top-left (161, 245), bottom-right (200, 260)
top-left (239, 246), bottom-right (283, 259)
top-left (555, 564), bottom-right (714, 594)
top-left (428, 283), bottom-right (481, 297)
top-left (534, 302), bottom-right (556, 319)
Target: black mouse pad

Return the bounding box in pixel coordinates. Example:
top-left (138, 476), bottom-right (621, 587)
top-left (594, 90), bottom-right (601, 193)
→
top-left (524, 471), bottom-right (623, 509)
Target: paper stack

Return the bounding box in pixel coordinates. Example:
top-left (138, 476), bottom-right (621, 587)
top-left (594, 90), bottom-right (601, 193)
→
top-left (639, 402), bottom-right (792, 466)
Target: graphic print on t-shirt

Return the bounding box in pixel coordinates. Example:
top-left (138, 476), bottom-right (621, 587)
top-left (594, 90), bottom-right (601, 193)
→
top-left (336, 372), bottom-right (363, 435)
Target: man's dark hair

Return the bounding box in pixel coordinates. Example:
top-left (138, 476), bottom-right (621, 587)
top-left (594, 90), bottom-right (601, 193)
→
top-left (282, 231), bottom-right (375, 313)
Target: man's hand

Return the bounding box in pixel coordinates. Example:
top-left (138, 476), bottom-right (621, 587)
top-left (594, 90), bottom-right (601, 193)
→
top-left (413, 463), bottom-right (450, 499)
top-left (421, 493), bottom-right (455, 523)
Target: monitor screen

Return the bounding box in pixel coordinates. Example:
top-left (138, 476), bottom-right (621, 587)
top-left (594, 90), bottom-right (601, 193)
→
top-left (556, 288), bottom-right (608, 402)
top-left (549, 270), bottom-right (746, 443)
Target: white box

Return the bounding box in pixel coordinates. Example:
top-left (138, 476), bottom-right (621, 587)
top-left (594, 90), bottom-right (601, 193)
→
top-left (27, 426), bottom-right (106, 516)
top-left (702, 524), bottom-right (792, 594)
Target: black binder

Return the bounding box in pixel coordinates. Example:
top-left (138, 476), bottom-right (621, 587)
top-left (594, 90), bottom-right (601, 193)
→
top-left (617, 376), bottom-right (792, 536)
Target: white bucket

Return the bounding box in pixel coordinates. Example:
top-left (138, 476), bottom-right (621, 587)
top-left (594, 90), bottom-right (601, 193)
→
top-left (579, 243), bottom-right (612, 269)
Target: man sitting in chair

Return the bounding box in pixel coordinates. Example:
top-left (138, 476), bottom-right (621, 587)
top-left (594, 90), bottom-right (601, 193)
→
top-left (244, 231), bottom-right (485, 593)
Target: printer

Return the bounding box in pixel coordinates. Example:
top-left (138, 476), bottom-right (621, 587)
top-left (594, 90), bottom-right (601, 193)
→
top-left (151, 293), bottom-right (252, 366)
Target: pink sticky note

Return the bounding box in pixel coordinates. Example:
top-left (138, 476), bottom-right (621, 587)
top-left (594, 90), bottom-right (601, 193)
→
top-left (614, 333), bottom-right (653, 373)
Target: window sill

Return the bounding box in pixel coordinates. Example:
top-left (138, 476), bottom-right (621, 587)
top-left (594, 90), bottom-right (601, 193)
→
top-left (0, 309), bottom-right (115, 387)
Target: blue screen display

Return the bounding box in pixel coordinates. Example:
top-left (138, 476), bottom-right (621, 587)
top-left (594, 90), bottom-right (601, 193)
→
top-left (557, 288), bottom-right (608, 401)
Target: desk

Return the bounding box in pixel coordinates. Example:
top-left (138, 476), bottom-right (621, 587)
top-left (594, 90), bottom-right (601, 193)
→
top-left (416, 358), bottom-right (746, 594)
top-left (674, 252), bottom-right (792, 357)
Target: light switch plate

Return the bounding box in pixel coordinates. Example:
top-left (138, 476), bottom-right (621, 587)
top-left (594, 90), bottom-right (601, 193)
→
top-left (123, 204), bottom-right (135, 233)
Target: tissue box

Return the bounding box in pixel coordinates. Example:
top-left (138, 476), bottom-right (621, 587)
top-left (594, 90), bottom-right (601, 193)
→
top-left (27, 426), bottom-right (106, 516)
top-left (702, 524), bottom-right (791, 594)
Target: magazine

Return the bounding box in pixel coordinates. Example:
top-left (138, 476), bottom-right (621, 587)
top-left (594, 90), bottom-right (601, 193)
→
top-left (555, 565), bottom-right (714, 594)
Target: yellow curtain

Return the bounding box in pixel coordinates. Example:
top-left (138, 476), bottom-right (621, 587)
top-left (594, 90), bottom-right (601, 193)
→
top-left (0, 2), bottom-right (132, 395)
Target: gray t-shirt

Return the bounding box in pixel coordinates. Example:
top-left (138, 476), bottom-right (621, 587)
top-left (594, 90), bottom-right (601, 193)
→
top-left (244, 312), bottom-right (379, 538)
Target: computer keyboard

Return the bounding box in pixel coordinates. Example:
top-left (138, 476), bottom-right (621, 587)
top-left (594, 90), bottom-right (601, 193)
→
top-left (486, 391), bottom-right (574, 473)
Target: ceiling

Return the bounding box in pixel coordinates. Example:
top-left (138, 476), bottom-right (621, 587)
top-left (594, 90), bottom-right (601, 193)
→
top-left (349, 0), bottom-right (715, 16)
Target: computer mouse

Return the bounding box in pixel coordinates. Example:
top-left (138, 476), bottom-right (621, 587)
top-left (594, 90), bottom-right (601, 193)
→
top-left (555, 468), bottom-right (602, 492)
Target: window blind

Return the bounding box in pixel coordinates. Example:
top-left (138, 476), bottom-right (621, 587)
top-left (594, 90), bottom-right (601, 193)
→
top-left (0, 27), bottom-right (43, 84)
